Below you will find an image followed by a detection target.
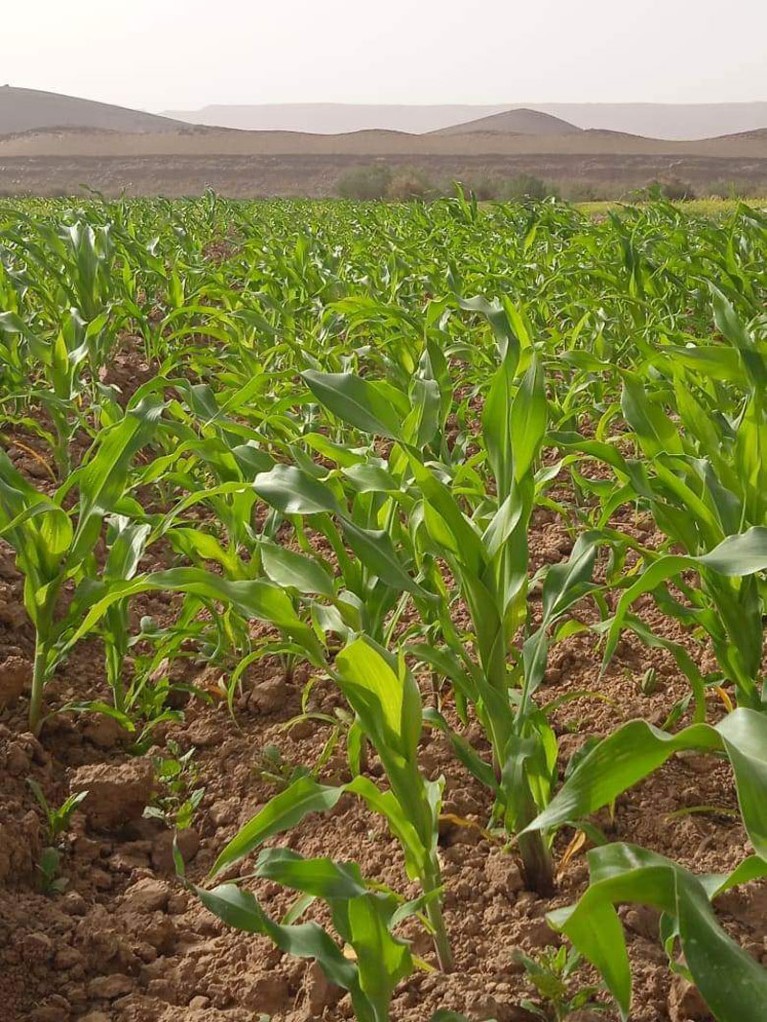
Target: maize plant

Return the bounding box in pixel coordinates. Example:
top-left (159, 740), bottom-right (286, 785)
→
top-left (298, 324), bottom-right (616, 895)
top-left (203, 637), bottom-right (452, 971)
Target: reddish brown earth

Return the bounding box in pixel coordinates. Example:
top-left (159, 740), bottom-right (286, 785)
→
top-left (0, 357), bottom-right (764, 1022)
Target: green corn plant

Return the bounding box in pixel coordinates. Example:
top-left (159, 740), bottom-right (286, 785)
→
top-left (524, 704), bottom-right (767, 846)
top-left (252, 460), bottom-right (434, 648)
top-left (144, 741), bottom-right (205, 831)
top-left (600, 527), bottom-right (767, 712)
top-left (191, 848), bottom-right (416, 1022)
top-left (27, 778), bottom-right (88, 844)
top-left (553, 292), bottom-right (767, 712)
top-left (547, 844), bottom-right (767, 1022)
top-left (98, 515), bottom-right (153, 711)
top-left (299, 328), bottom-right (610, 894)
top-left (1, 193), bottom-right (766, 1022)
top-left (522, 706), bottom-right (767, 1020)
top-left (0, 308), bottom-right (110, 473)
top-left (333, 637), bottom-right (451, 970)
top-left (0, 395), bottom-right (164, 731)
top-left (205, 637), bottom-right (451, 970)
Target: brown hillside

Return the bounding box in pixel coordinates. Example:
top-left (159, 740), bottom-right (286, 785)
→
top-left (432, 108), bottom-right (581, 136)
top-left (2, 126), bottom-right (767, 159)
top-left (0, 86), bottom-right (183, 135)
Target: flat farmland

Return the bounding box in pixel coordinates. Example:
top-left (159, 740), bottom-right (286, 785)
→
top-left (0, 196), bottom-right (766, 1022)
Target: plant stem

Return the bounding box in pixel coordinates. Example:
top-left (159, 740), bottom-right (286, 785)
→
top-left (518, 828), bottom-right (555, 897)
top-left (426, 895), bottom-right (453, 973)
top-left (29, 640), bottom-right (48, 736)
top-left (423, 862), bottom-right (452, 972)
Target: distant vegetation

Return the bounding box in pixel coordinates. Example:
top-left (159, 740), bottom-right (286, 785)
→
top-left (336, 164), bottom-right (766, 204)
top-left (336, 165), bottom-right (561, 202)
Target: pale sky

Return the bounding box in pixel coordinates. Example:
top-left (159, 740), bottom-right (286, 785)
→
top-left (4, 0), bottom-right (766, 111)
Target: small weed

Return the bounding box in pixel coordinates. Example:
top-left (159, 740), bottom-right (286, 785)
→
top-left (517, 945), bottom-right (605, 1021)
top-left (254, 744), bottom-right (312, 792)
top-left (27, 779), bottom-right (87, 894)
top-left (144, 740), bottom-right (205, 830)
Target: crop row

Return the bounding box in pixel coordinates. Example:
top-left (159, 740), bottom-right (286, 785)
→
top-left (0, 193), bottom-right (766, 1021)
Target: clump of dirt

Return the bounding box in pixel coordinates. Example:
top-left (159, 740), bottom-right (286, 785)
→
top-left (70, 760), bottom-right (156, 833)
top-left (0, 655), bottom-right (31, 708)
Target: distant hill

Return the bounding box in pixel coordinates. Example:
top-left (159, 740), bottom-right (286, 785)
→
top-left (433, 108), bottom-right (580, 136)
top-left (164, 102), bottom-right (767, 141)
top-left (535, 103), bottom-right (767, 141)
top-left (161, 103), bottom-right (510, 135)
top-left (0, 86), bottom-right (182, 135)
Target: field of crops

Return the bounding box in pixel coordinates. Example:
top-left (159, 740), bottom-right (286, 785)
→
top-left (0, 194), bottom-right (766, 1022)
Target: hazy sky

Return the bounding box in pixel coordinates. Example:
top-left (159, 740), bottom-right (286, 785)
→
top-left (5, 0), bottom-right (766, 111)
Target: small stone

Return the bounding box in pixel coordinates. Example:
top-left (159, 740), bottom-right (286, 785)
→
top-left (143, 916), bottom-right (176, 953)
top-left (82, 714), bottom-right (130, 750)
top-left (287, 718), bottom-right (314, 740)
top-left (25, 458), bottom-right (50, 479)
top-left (494, 948), bottom-right (527, 975)
top-left (108, 847), bottom-right (151, 873)
top-left (87, 973), bottom-right (134, 1000)
top-left (54, 946), bottom-right (83, 970)
top-left (29, 1000), bottom-right (70, 1022)
top-left (167, 891), bottom-right (189, 915)
top-left (146, 978), bottom-right (178, 1002)
top-left (209, 801), bottom-right (236, 827)
top-left (524, 919), bottom-right (561, 948)
top-left (0, 655), bottom-right (31, 707)
top-left (668, 976), bottom-right (713, 1021)
top-left (22, 931), bottom-right (54, 961)
top-left (121, 877), bottom-right (170, 914)
top-left (189, 995), bottom-right (210, 1009)
top-left (304, 961), bottom-right (340, 1014)
top-left (151, 827), bottom-right (199, 873)
top-left (70, 759), bottom-right (154, 831)
top-left (66, 986), bottom-right (87, 1008)
top-left (187, 719), bottom-right (220, 747)
top-left (624, 905), bottom-right (659, 941)
top-left (438, 816), bottom-right (483, 847)
top-left (72, 835), bottom-right (103, 862)
top-left (0, 586), bottom-right (26, 627)
top-left (542, 546), bottom-right (563, 563)
top-left (62, 890), bottom-right (88, 916)
top-left (6, 741), bottom-right (31, 775)
top-left (243, 972), bottom-right (290, 1012)
top-left (136, 942), bottom-right (158, 964)
top-left (92, 868), bottom-right (113, 890)
top-left (248, 676), bottom-right (289, 715)
top-left (485, 850), bottom-right (525, 895)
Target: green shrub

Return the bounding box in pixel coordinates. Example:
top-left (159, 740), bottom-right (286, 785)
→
top-left (336, 165), bottom-right (392, 200)
top-left (706, 180), bottom-right (738, 199)
top-left (562, 181), bottom-right (599, 202)
top-left (646, 177), bottom-right (697, 201)
top-left (386, 168), bottom-right (435, 201)
top-left (451, 176), bottom-right (504, 201)
top-left (502, 174), bottom-right (559, 201)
